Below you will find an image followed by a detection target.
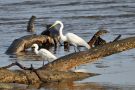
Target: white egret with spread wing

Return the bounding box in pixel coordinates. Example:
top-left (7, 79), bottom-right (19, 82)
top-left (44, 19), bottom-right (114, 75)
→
top-left (31, 44), bottom-right (57, 65)
top-left (50, 20), bottom-right (90, 52)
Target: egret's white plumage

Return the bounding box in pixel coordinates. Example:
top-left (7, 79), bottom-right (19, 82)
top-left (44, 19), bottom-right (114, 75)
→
top-left (50, 20), bottom-right (90, 51)
top-left (31, 44), bottom-right (57, 63)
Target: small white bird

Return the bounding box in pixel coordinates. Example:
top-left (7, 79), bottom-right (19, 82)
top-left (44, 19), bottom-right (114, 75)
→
top-left (50, 20), bottom-right (90, 52)
top-left (31, 44), bottom-right (57, 65)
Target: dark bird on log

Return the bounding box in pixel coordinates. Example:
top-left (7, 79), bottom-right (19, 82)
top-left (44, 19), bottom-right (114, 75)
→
top-left (41, 24), bottom-right (62, 48)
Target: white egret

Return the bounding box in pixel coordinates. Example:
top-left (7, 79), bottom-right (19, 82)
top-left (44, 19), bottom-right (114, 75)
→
top-left (50, 20), bottom-right (90, 52)
top-left (31, 44), bottom-right (57, 65)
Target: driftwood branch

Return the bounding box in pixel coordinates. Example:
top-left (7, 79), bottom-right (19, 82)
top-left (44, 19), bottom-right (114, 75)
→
top-left (1, 62), bottom-right (35, 70)
top-left (1, 36), bottom-right (135, 85)
top-left (41, 36), bottom-right (135, 71)
top-left (5, 35), bottom-right (54, 54)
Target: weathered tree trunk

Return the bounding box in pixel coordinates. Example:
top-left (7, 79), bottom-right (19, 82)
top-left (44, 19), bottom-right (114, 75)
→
top-left (27, 15), bottom-right (36, 32)
top-left (0, 68), bottom-right (97, 85)
top-left (41, 36), bottom-right (135, 71)
top-left (1, 36), bottom-right (135, 85)
top-left (5, 35), bottom-right (54, 54)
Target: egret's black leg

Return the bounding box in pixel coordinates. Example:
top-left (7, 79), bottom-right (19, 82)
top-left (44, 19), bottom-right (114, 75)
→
top-left (75, 66), bottom-right (77, 70)
top-left (30, 64), bottom-right (34, 71)
top-left (47, 59), bottom-right (50, 63)
top-left (77, 46), bottom-right (80, 52)
top-left (64, 41), bottom-right (70, 51)
top-left (53, 38), bottom-right (57, 49)
top-left (73, 46), bottom-right (76, 52)
top-left (42, 59), bottom-right (45, 66)
top-left (58, 40), bottom-right (62, 46)
top-left (30, 64), bottom-right (33, 69)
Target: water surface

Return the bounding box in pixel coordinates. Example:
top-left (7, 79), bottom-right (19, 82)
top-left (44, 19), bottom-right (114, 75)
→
top-left (0, 0), bottom-right (135, 89)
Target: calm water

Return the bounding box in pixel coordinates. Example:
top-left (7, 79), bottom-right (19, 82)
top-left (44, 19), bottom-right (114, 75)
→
top-left (1, 0), bottom-right (135, 89)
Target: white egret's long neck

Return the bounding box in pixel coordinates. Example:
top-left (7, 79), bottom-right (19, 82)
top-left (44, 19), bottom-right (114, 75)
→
top-left (59, 22), bottom-right (67, 41)
top-left (34, 46), bottom-right (39, 54)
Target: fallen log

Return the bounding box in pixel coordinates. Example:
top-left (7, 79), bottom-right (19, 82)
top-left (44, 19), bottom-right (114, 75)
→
top-left (1, 36), bottom-right (135, 85)
top-left (5, 35), bottom-right (54, 54)
top-left (41, 36), bottom-right (135, 71)
top-left (0, 67), bottom-right (97, 85)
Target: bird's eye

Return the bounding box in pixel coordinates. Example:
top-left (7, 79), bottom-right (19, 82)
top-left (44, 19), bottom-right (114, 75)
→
top-left (32, 46), bottom-right (35, 48)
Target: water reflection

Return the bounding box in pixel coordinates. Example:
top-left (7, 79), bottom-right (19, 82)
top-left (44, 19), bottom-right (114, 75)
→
top-left (0, 83), bottom-right (38, 90)
top-left (1, 81), bottom-right (135, 90)
top-left (40, 81), bottom-right (106, 90)
top-left (34, 81), bottom-right (135, 90)
top-left (16, 51), bottom-right (41, 61)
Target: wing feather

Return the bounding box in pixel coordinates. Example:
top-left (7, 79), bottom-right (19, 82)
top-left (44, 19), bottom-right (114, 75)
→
top-left (39, 49), bottom-right (57, 60)
top-left (66, 33), bottom-right (87, 46)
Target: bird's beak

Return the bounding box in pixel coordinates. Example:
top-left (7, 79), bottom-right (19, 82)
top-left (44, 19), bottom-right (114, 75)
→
top-left (49, 23), bottom-right (57, 29)
top-left (31, 45), bottom-right (35, 51)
